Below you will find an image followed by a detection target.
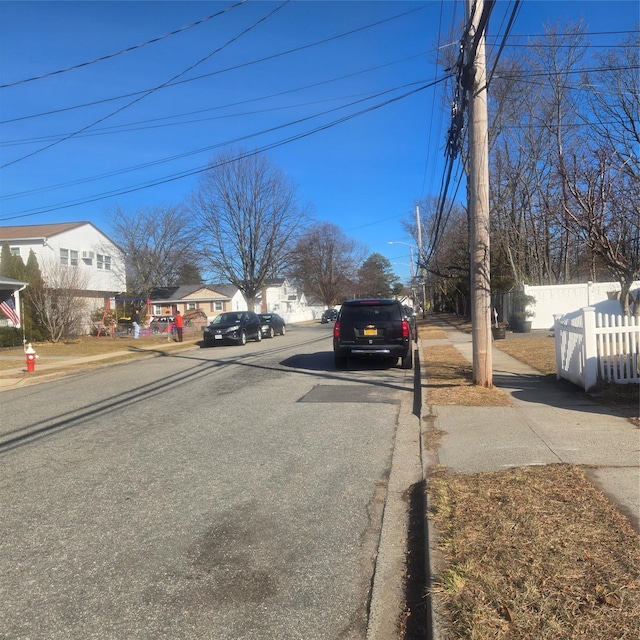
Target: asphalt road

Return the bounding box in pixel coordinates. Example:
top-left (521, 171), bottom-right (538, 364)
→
top-left (0, 323), bottom-right (416, 640)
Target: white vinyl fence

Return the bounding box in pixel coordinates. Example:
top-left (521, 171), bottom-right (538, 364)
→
top-left (554, 307), bottom-right (640, 391)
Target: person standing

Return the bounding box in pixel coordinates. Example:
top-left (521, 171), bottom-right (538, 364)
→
top-left (174, 310), bottom-right (184, 342)
top-left (131, 308), bottom-right (140, 339)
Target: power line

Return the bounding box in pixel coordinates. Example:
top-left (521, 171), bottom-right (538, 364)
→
top-left (0, 1), bottom-right (248, 89)
top-left (0, 2), bottom-right (289, 170)
top-left (1, 77), bottom-right (443, 202)
top-left (1, 51), bottom-right (432, 147)
top-left (0, 76), bottom-right (449, 221)
top-left (0, 4), bottom-right (428, 126)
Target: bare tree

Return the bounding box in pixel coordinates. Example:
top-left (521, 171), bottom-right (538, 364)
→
top-left (558, 147), bottom-right (640, 315)
top-left (288, 222), bottom-right (363, 307)
top-left (191, 149), bottom-right (310, 308)
top-left (555, 31), bottom-right (640, 314)
top-left (109, 204), bottom-right (197, 297)
top-left (27, 259), bottom-right (90, 342)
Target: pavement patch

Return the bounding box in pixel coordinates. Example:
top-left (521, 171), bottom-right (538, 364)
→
top-left (299, 384), bottom-right (401, 404)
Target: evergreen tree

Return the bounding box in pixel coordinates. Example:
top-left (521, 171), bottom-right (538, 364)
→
top-left (0, 242), bottom-right (25, 279)
top-left (0, 243), bottom-right (12, 277)
top-left (23, 251), bottom-right (46, 341)
top-left (357, 253), bottom-right (400, 298)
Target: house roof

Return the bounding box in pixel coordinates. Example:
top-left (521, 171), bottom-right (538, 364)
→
top-left (149, 283), bottom-right (241, 303)
top-left (0, 276), bottom-right (28, 288)
top-left (263, 277), bottom-right (287, 287)
top-left (0, 222), bottom-right (98, 241)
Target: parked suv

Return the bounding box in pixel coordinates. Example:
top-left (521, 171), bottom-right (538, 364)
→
top-left (333, 298), bottom-right (413, 369)
top-left (203, 311), bottom-right (262, 346)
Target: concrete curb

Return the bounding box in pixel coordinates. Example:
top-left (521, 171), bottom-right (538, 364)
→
top-left (367, 348), bottom-right (423, 639)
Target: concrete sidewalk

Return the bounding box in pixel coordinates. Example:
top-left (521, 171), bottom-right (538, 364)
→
top-left (422, 317), bottom-right (640, 532)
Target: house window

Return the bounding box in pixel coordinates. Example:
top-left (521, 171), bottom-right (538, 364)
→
top-left (186, 302), bottom-right (196, 311)
top-left (97, 254), bottom-right (111, 270)
top-left (213, 301), bottom-right (223, 311)
top-left (70, 250), bottom-right (79, 266)
top-left (10, 247), bottom-right (20, 257)
top-left (60, 248), bottom-right (69, 265)
top-left (153, 305), bottom-right (162, 316)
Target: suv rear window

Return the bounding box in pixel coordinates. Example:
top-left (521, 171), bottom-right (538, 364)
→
top-left (340, 302), bottom-right (401, 323)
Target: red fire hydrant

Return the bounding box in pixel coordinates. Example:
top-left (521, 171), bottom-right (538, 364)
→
top-left (25, 343), bottom-right (37, 373)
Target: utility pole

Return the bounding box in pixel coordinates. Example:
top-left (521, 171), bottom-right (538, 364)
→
top-left (415, 205), bottom-right (427, 317)
top-left (465, 0), bottom-right (492, 386)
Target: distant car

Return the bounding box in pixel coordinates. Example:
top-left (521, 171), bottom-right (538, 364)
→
top-left (333, 298), bottom-right (413, 369)
top-left (258, 313), bottom-right (286, 338)
top-left (402, 305), bottom-right (418, 342)
top-left (150, 316), bottom-right (175, 333)
top-left (321, 309), bottom-right (339, 324)
top-left (203, 311), bottom-right (262, 346)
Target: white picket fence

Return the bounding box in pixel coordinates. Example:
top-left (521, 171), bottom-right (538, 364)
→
top-left (554, 307), bottom-right (640, 391)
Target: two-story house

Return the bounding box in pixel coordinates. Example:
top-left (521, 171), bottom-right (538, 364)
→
top-left (0, 222), bottom-right (126, 326)
top-left (254, 278), bottom-right (316, 322)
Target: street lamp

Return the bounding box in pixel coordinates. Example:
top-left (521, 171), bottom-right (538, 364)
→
top-left (387, 241), bottom-right (416, 281)
top-left (388, 240), bottom-right (426, 317)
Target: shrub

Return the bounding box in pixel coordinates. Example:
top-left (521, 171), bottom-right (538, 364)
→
top-left (0, 327), bottom-right (23, 348)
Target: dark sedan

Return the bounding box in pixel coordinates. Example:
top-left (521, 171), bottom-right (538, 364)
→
top-left (203, 311), bottom-right (262, 346)
top-left (321, 309), bottom-right (338, 323)
top-left (258, 313), bottom-right (286, 338)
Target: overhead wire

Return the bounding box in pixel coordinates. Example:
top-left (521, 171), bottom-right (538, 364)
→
top-left (0, 1), bottom-right (248, 89)
top-left (0, 75), bottom-right (451, 221)
top-left (0, 4), bottom-right (429, 126)
top-left (0, 1), bottom-right (290, 170)
top-left (1, 77), bottom-right (448, 202)
top-left (421, 0), bottom-right (499, 270)
top-left (1, 50), bottom-right (433, 147)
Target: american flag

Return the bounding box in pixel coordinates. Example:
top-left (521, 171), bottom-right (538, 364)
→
top-left (0, 295), bottom-right (20, 325)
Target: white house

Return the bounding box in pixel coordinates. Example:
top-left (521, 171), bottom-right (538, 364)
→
top-left (255, 278), bottom-right (314, 322)
top-left (0, 222), bottom-right (126, 323)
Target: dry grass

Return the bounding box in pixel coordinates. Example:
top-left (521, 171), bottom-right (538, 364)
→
top-left (428, 465), bottom-right (640, 639)
top-left (0, 333), bottom-right (197, 374)
top-left (494, 336), bottom-right (556, 376)
top-left (420, 314), bottom-right (640, 426)
top-left (422, 343), bottom-right (511, 406)
top-left (417, 314), bottom-right (640, 639)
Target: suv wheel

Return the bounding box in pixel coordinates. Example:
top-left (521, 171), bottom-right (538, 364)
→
top-left (255, 329), bottom-right (262, 342)
top-left (240, 331), bottom-right (247, 345)
top-left (401, 349), bottom-right (413, 370)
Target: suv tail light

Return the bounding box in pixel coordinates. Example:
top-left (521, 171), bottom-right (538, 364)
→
top-left (333, 321), bottom-right (340, 339)
top-left (401, 320), bottom-right (410, 338)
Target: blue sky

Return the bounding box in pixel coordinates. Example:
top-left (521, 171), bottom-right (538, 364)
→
top-left (0, 0), bottom-right (637, 283)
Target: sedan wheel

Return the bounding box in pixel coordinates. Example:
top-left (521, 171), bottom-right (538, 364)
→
top-left (268, 327), bottom-right (275, 339)
top-left (255, 329), bottom-right (262, 342)
top-left (280, 325), bottom-right (286, 336)
top-left (240, 331), bottom-right (247, 345)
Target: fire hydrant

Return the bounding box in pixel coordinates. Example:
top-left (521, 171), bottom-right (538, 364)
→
top-left (25, 343), bottom-right (37, 373)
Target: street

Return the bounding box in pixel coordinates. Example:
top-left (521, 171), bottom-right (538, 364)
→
top-left (0, 323), bottom-right (417, 640)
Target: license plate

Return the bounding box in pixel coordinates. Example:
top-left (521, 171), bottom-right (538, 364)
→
top-left (363, 328), bottom-right (377, 336)
top-left (214, 334), bottom-right (223, 340)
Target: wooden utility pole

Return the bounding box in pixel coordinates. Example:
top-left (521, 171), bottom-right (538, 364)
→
top-left (466, 0), bottom-right (492, 386)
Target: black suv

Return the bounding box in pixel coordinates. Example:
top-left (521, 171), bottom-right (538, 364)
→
top-left (333, 299), bottom-right (413, 369)
top-left (203, 311), bottom-right (262, 346)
